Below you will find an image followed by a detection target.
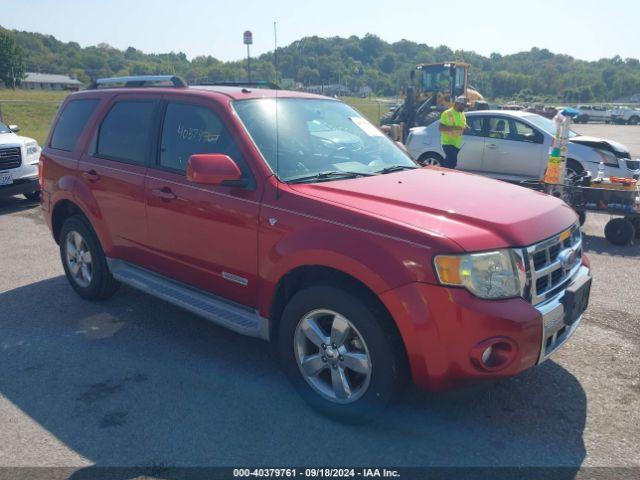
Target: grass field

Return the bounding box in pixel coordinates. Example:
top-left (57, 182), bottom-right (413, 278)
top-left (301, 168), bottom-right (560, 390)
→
top-left (0, 90), bottom-right (69, 145)
top-left (342, 96), bottom-right (395, 124)
top-left (0, 90), bottom-right (392, 146)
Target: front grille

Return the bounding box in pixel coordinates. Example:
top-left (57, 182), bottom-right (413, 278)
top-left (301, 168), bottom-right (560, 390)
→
top-left (0, 147), bottom-right (22, 170)
top-left (626, 159), bottom-right (639, 170)
top-left (527, 224), bottom-right (582, 305)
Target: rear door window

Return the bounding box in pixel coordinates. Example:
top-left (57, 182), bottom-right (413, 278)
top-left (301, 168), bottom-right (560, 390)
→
top-left (50, 99), bottom-right (100, 151)
top-left (96, 100), bottom-right (157, 165)
top-left (159, 102), bottom-right (249, 175)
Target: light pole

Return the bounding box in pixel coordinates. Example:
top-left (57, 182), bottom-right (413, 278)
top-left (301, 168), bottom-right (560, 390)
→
top-left (243, 30), bottom-right (253, 82)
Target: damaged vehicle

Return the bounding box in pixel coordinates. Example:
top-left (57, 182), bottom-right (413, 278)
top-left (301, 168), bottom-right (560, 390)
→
top-left (406, 110), bottom-right (640, 181)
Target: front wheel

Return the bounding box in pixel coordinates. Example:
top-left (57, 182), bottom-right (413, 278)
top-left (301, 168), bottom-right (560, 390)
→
top-left (60, 215), bottom-right (120, 300)
top-left (24, 190), bottom-right (40, 202)
top-left (278, 285), bottom-right (402, 422)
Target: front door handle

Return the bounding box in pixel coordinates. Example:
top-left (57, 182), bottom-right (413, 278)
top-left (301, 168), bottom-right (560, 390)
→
top-left (486, 144), bottom-right (498, 149)
top-left (82, 169), bottom-right (100, 182)
top-left (151, 187), bottom-right (177, 201)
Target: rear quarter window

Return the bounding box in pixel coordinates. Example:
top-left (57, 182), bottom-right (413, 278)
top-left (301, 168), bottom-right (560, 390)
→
top-left (50, 99), bottom-right (100, 151)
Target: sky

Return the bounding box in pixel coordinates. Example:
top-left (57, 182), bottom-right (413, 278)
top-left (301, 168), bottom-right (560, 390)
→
top-left (3, 0), bottom-right (639, 62)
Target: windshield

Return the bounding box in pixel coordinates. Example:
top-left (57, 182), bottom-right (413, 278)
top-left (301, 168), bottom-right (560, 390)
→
top-left (523, 114), bottom-right (578, 138)
top-left (0, 122), bottom-right (10, 134)
top-left (233, 98), bottom-right (416, 182)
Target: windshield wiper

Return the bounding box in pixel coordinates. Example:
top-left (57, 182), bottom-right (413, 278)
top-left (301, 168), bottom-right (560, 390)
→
top-left (287, 170), bottom-right (375, 184)
top-left (375, 165), bottom-right (417, 174)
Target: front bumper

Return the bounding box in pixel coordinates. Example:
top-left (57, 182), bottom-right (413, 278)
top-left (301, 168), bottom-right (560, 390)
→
top-left (0, 176), bottom-right (39, 198)
top-left (535, 265), bottom-right (590, 363)
top-left (380, 262), bottom-right (591, 391)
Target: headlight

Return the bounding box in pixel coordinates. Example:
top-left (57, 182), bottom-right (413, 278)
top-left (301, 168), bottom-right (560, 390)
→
top-left (434, 249), bottom-right (523, 299)
top-left (25, 142), bottom-right (40, 157)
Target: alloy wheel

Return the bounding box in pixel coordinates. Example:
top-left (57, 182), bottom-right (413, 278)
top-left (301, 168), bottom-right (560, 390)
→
top-left (294, 309), bottom-right (372, 404)
top-left (65, 231), bottom-right (93, 288)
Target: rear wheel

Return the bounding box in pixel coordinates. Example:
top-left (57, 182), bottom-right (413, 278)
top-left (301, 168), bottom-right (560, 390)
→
top-left (60, 215), bottom-right (120, 300)
top-left (417, 152), bottom-right (442, 167)
top-left (604, 218), bottom-right (635, 246)
top-left (278, 285), bottom-right (402, 422)
top-left (628, 116), bottom-right (639, 125)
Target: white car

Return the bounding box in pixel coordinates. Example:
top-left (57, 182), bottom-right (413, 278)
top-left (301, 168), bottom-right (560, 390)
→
top-left (0, 121), bottom-right (41, 201)
top-left (611, 106), bottom-right (640, 125)
top-left (574, 105), bottom-right (612, 124)
top-left (405, 110), bottom-right (640, 182)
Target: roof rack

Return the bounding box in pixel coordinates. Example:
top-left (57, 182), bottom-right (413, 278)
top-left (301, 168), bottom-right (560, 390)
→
top-left (193, 80), bottom-right (281, 90)
top-left (88, 75), bottom-right (188, 89)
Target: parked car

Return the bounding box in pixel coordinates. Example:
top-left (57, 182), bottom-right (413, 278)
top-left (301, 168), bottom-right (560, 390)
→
top-left (524, 104), bottom-right (558, 119)
top-left (574, 104), bottom-right (612, 123)
top-left (405, 110), bottom-right (640, 182)
top-left (611, 106), bottom-right (640, 125)
top-left (41, 76), bottom-right (592, 420)
top-left (0, 121), bottom-right (41, 201)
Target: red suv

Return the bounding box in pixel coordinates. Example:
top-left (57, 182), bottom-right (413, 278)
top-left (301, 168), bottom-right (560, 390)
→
top-left (41, 76), bottom-right (591, 420)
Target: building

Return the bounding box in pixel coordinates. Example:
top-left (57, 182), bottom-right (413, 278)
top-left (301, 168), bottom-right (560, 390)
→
top-left (21, 72), bottom-right (83, 91)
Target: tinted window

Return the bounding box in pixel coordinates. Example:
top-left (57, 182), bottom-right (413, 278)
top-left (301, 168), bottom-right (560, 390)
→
top-left (96, 101), bottom-right (156, 164)
top-left (50, 99), bottom-right (99, 151)
top-left (160, 103), bottom-right (247, 174)
top-left (487, 117), bottom-right (511, 139)
top-left (0, 122), bottom-right (10, 134)
top-left (463, 116), bottom-right (484, 137)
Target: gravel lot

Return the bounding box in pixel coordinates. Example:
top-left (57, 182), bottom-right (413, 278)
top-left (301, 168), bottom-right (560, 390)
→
top-left (0, 125), bottom-right (639, 476)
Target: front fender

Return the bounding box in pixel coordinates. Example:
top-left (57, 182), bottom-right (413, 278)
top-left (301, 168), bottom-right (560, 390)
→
top-left (257, 216), bottom-right (435, 318)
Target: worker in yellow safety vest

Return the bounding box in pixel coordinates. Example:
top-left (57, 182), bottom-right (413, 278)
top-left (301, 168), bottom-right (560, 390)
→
top-left (438, 96), bottom-right (468, 169)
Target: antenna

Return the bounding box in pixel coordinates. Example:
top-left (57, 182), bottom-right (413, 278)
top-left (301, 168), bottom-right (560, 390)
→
top-left (274, 20), bottom-right (280, 200)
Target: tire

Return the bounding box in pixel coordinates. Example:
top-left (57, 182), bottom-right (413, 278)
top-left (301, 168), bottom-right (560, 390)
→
top-left (278, 284), bottom-right (403, 422)
top-left (59, 215), bottom-right (120, 300)
top-left (24, 190), bottom-right (40, 202)
top-left (626, 216), bottom-right (640, 238)
top-left (417, 152), bottom-right (442, 167)
top-left (628, 116), bottom-right (639, 126)
top-left (577, 115), bottom-right (589, 124)
top-left (565, 159), bottom-right (584, 182)
top-left (604, 218), bottom-right (635, 246)
top-left (577, 210), bottom-right (586, 226)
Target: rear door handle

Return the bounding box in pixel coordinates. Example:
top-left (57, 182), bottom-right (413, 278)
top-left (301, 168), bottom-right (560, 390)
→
top-left (82, 169), bottom-right (100, 182)
top-left (151, 187), bottom-right (177, 201)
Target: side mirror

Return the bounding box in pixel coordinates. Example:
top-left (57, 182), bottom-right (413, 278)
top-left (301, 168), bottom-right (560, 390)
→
top-left (186, 154), bottom-right (242, 186)
top-left (8, 125), bottom-right (19, 133)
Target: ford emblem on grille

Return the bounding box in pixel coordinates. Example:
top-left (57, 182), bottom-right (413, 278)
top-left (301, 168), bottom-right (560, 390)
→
top-left (558, 248), bottom-right (577, 273)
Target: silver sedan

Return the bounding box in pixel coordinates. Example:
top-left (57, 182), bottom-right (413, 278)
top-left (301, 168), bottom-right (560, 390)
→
top-left (405, 110), bottom-right (640, 181)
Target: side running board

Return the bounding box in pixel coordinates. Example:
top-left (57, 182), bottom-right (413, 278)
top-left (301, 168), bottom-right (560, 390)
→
top-left (107, 258), bottom-right (270, 341)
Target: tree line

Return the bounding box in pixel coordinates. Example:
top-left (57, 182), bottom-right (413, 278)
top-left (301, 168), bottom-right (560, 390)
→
top-left (2, 26), bottom-right (640, 103)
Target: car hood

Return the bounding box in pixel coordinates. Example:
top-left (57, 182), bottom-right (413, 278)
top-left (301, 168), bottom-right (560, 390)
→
top-left (569, 135), bottom-right (629, 155)
top-left (0, 132), bottom-right (34, 146)
top-left (291, 168), bottom-right (577, 251)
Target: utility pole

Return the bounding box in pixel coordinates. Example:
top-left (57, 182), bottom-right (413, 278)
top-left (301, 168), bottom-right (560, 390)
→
top-left (243, 30), bottom-right (253, 82)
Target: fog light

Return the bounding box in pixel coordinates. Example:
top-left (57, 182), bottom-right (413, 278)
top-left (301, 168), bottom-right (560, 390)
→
top-left (470, 337), bottom-right (517, 372)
